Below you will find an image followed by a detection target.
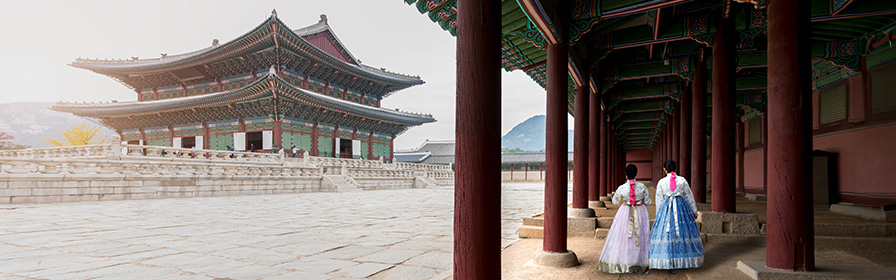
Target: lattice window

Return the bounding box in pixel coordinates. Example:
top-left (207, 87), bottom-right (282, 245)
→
top-left (872, 64), bottom-right (896, 115)
top-left (820, 83), bottom-right (848, 124)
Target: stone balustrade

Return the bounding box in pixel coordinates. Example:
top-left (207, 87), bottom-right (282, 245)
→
top-left (0, 145), bottom-right (454, 204)
top-left (307, 156), bottom-right (385, 169)
top-left (347, 169), bottom-right (414, 178)
top-left (395, 162), bottom-right (452, 171)
top-left (0, 144), bottom-right (115, 159)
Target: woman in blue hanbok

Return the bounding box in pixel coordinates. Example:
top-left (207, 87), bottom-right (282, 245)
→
top-left (649, 160), bottom-right (703, 273)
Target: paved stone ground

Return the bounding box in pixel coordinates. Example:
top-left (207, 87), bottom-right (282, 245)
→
top-left (0, 183), bottom-right (564, 280)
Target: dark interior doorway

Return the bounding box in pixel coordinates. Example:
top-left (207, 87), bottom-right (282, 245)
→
top-left (339, 139), bottom-right (352, 158)
top-left (181, 136), bottom-right (196, 149)
top-left (247, 132), bottom-right (263, 151)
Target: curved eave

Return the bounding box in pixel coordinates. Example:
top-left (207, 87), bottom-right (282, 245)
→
top-left (70, 15), bottom-right (422, 87)
top-left (52, 70), bottom-right (435, 126)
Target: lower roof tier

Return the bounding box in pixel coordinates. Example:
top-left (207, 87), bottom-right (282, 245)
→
top-left (52, 67), bottom-right (435, 136)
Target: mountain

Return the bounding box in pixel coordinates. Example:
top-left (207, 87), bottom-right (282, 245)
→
top-left (501, 115), bottom-right (573, 152)
top-left (0, 102), bottom-right (115, 148)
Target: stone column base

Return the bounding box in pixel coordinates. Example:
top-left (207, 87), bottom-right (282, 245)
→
top-left (696, 211), bottom-right (760, 234)
top-left (599, 196), bottom-right (612, 202)
top-left (568, 207), bottom-right (596, 218)
top-left (533, 249), bottom-right (579, 268)
top-left (588, 200), bottom-right (606, 209)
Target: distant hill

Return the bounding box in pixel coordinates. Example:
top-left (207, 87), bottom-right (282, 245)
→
top-left (0, 102), bottom-right (115, 148)
top-left (501, 115), bottom-right (573, 152)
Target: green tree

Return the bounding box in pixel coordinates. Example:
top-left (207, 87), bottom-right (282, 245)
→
top-left (42, 123), bottom-right (111, 147)
top-left (0, 131), bottom-right (29, 150)
top-left (501, 147), bottom-right (532, 153)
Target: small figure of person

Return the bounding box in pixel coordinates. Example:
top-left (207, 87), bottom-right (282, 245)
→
top-left (649, 160), bottom-right (703, 274)
top-left (225, 146), bottom-right (233, 151)
top-left (597, 164), bottom-right (651, 274)
top-left (291, 146), bottom-right (298, 158)
top-left (249, 143), bottom-right (256, 152)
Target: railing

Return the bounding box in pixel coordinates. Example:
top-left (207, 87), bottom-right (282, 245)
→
top-left (395, 162), bottom-right (452, 171)
top-left (1, 144), bottom-right (454, 176)
top-left (347, 169), bottom-right (414, 178)
top-left (124, 145), bottom-right (281, 163)
top-left (0, 144), bottom-right (114, 159)
top-left (0, 158), bottom-right (321, 177)
top-left (307, 156), bottom-right (385, 169)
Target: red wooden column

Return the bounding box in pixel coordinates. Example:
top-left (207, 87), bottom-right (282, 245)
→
top-left (588, 87), bottom-right (602, 206)
top-left (599, 100), bottom-right (608, 198)
top-left (736, 120), bottom-right (745, 193)
top-left (680, 85), bottom-right (692, 180)
top-left (454, 0), bottom-right (502, 277)
top-left (536, 14), bottom-right (579, 266)
top-left (608, 131), bottom-right (615, 187)
top-left (766, 0), bottom-right (815, 271)
top-left (692, 50), bottom-right (708, 203)
top-left (762, 114), bottom-right (768, 194)
top-left (711, 9), bottom-right (737, 213)
top-left (672, 104), bottom-right (680, 165)
top-left (571, 80), bottom-right (595, 216)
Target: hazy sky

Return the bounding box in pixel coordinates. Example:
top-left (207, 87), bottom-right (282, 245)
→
top-left (0, 0), bottom-right (573, 149)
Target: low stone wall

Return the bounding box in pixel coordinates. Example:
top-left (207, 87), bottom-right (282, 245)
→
top-left (0, 174), bottom-right (324, 204)
top-left (353, 178), bottom-right (416, 190)
top-left (0, 144), bottom-right (454, 204)
top-left (501, 170), bottom-right (572, 182)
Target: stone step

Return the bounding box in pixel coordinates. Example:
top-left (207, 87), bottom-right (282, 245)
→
top-left (519, 225), bottom-right (543, 238)
top-left (705, 233), bottom-right (765, 246)
top-left (522, 217), bottom-right (543, 227)
top-left (815, 236), bottom-right (896, 254)
top-left (814, 223), bottom-right (896, 237)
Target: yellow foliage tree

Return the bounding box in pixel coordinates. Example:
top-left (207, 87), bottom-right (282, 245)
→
top-left (42, 123), bottom-right (111, 147)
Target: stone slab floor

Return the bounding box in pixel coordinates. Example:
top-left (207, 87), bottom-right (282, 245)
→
top-left (0, 183), bottom-right (566, 280)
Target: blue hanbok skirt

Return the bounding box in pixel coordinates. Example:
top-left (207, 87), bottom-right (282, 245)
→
top-left (648, 196), bottom-right (704, 269)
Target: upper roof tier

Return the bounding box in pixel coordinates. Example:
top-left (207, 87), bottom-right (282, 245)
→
top-left (70, 11), bottom-right (423, 98)
top-left (52, 66), bottom-right (435, 135)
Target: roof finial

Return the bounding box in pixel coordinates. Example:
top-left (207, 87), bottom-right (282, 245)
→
top-left (271, 9), bottom-right (278, 18)
top-left (320, 14), bottom-right (328, 24)
top-left (212, 39), bottom-right (219, 46)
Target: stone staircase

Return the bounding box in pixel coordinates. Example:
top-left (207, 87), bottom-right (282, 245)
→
top-left (518, 214), bottom-right (599, 238)
top-left (323, 175), bottom-right (362, 192)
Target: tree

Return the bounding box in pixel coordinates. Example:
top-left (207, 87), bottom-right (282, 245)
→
top-left (501, 147), bottom-right (532, 153)
top-left (42, 123), bottom-right (111, 147)
top-left (0, 131), bottom-right (30, 150)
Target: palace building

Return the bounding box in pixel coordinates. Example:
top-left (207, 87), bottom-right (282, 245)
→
top-left (53, 11), bottom-right (434, 160)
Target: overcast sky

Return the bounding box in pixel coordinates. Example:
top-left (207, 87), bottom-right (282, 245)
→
top-left (0, 0), bottom-right (574, 149)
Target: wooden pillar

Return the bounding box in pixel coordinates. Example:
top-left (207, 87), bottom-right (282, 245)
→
top-left (311, 125), bottom-right (319, 156)
top-left (544, 34), bottom-right (570, 254)
top-left (572, 82), bottom-right (590, 210)
top-left (711, 10), bottom-right (737, 213)
top-left (525, 163), bottom-right (529, 180)
top-left (736, 120), bottom-right (745, 193)
top-left (599, 101), bottom-right (608, 198)
top-left (672, 103), bottom-right (680, 165)
top-left (762, 114), bottom-right (768, 194)
top-left (510, 163), bottom-right (514, 180)
top-left (680, 85), bottom-right (692, 181)
top-left (766, 0), bottom-right (815, 270)
top-left (692, 50), bottom-right (708, 203)
top-left (273, 121), bottom-right (282, 152)
top-left (454, 0), bottom-right (502, 277)
top-left (589, 89), bottom-right (600, 203)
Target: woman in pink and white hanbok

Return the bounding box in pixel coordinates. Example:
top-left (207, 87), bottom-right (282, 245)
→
top-left (597, 164), bottom-right (651, 274)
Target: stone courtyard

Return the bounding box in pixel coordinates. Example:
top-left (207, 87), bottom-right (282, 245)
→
top-left (0, 183), bottom-right (559, 280)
